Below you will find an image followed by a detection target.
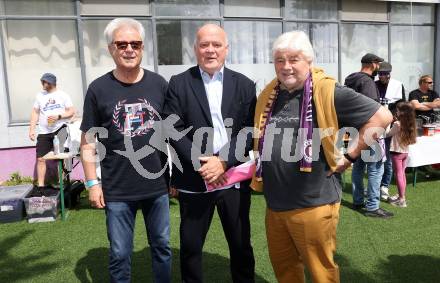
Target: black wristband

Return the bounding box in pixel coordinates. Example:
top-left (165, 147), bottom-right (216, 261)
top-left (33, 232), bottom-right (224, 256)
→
top-left (344, 153), bottom-right (357, 163)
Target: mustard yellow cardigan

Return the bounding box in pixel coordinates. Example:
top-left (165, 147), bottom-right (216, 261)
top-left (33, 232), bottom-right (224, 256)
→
top-left (250, 67), bottom-right (340, 192)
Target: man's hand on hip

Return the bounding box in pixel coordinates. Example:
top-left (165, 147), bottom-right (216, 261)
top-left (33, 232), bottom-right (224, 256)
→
top-left (327, 156), bottom-right (354, 177)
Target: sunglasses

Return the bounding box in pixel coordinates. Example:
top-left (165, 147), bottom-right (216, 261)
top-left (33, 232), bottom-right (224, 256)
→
top-left (378, 72), bottom-right (390, 76)
top-left (113, 41), bottom-right (143, 51)
top-left (424, 81), bottom-right (434, 84)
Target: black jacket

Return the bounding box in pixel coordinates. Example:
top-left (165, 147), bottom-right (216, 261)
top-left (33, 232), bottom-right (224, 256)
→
top-left (345, 72), bottom-right (379, 102)
top-left (163, 66), bottom-right (256, 192)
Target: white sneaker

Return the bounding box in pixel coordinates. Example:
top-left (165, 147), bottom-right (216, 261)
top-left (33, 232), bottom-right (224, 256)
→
top-left (380, 186), bottom-right (390, 201)
top-left (390, 198), bottom-right (407, 208)
top-left (388, 194), bottom-right (399, 202)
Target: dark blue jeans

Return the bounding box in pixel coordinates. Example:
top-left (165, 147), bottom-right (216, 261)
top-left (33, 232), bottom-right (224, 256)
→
top-left (105, 194), bottom-right (171, 283)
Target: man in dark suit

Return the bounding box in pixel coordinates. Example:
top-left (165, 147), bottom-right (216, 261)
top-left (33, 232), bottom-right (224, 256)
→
top-left (163, 24), bottom-right (256, 283)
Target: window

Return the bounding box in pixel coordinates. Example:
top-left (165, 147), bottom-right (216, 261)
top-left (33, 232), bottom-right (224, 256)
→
top-left (341, 0), bottom-right (387, 22)
top-left (80, 0), bottom-right (150, 16)
top-left (391, 25), bottom-right (435, 92)
top-left (340, 23), bottom-right (388, 84)
top-left (224, 21), bottom-right (282, 93)
top-left (2, 0), bottom-right (75, 16)
top-left (154, 0), bottom-right (219, 17)
top-left (390, 2), bottom-right (435, 24)
top-left (2, 20), bottom-right (83, 122)
top-left (224, 0), bottom-right (280, 18)
top-left (285, 0), bottom-right (337, 20)
top-left (285, 23), bottom-right (338, 79)
top-left (82, 20), bottom-right (154, 85)
top-left (156, 20), bottom-right (218, 81)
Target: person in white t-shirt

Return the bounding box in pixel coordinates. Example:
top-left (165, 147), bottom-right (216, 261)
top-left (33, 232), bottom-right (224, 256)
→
top-left (29, 73), bottom-right (75, 189)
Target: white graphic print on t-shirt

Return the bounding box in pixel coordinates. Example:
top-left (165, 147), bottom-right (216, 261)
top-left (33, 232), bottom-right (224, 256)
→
top-left (33, 90), bottom-right (73, 134)
top-left (112, 98), bottom-right (158, 137)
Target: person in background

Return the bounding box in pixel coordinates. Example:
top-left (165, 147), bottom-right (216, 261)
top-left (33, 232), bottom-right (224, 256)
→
top-left (408, 75), bottom-right (440, 121)
top-left (29, 73), bottom-right (75, 190)
top-left (251, 32), bottom-right (392, 283)
top-left (345, 53), bottom-right (394, 219)
top-left (374, 61), bottom-right (405, 201)
top-left (80, 18), bottom-right (171, 283)
top-left (386, 102), bottom-right (417, 207)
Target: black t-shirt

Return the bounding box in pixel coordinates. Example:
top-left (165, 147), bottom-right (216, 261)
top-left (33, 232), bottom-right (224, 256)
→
top-left (80, 69), bottom-right (169, 201)
top-left (408, 89), bottom-right (440, 117)
top-left (344, 72), bottom-right (379, 102)
top-left (262, 84), bottom-right (380, 211)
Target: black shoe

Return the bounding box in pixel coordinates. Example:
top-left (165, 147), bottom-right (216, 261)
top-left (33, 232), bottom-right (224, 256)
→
top-left (364, 208), bottom-right (394, 218)
top-left (352, 203), bottom-right (365, 210)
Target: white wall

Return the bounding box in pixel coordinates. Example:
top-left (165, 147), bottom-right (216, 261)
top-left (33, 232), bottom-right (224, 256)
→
top-left (0, 41), bottom-right (34, 149)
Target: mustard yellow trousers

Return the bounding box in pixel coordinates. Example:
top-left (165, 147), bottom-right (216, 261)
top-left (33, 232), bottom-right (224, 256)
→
top-left (266, 203), bottom-right (340, 283)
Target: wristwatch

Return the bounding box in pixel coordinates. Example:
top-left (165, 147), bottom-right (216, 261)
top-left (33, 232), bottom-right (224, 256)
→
top-left (58, 114), bottom-right (62, 120)
top-left (85, 179), bottom-right (100, 189)
top-left (344, 153), bottom-right (357, 163)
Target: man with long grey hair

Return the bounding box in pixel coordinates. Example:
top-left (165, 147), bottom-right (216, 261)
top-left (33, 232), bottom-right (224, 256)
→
top-left (80, 18), bottom-right (171, 282)
top-left (250, 31), bottom-right (392, 282)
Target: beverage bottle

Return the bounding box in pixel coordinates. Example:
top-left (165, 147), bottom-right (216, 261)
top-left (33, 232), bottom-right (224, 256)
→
top-left (53, 135), bottom-right (60, 155)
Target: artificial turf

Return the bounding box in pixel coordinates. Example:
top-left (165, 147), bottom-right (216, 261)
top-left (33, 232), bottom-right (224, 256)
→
top-left (1, 169), bottom-right (439, 282)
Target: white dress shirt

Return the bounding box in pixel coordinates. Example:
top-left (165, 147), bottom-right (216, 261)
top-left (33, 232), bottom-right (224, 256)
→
top-left (175, 67), bottom-right (236, 194)
top-left (200, 66), bottom-right (229, 154)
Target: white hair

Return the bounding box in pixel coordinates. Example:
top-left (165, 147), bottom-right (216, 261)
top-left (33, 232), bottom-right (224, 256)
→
top-left (272, 31), bottom-right (314, 63)
top-left (104, 18), bottom-right (145, 45)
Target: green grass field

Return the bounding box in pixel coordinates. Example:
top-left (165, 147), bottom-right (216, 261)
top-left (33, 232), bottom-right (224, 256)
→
top-left (1, 169), bottom-right (440, 283)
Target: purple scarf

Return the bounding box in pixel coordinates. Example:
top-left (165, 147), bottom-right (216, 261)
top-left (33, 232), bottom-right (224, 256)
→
top-left (256, 74), bottom-right (314, 178)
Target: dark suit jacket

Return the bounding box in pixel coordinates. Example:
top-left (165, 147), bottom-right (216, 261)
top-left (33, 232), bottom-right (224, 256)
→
top-left (163, 66), bottom-right (256, 192)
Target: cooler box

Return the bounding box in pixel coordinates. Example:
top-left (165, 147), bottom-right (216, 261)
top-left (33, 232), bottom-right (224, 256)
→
top-left (23, 190), bottom-right (60, 223)
top-left (0, 184), bottom-right (33, 223)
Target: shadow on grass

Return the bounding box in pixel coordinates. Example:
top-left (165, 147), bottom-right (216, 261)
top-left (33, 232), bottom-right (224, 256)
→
top-left (75, 247), bottom-right (270, 282)
top-left (410, 165), bottom-right (440, 186)
top-left (0, 230), bottom-right (59, 282)
top-left (376, 254), bottom-right (440, 283)
top-left (335, 254), bottom-right (376, 283)
top-left (339, 198), bottom-right (365, 216)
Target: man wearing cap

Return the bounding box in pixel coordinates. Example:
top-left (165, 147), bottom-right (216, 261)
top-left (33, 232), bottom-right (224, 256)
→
top-left (344, 53), bottom-right (394, 218)
top-left (375, 61), bottom-right (405, 200)
top-left (345, 53), bottom-right (383, 101)
top-left (29, 73), bottom-right (75, 190)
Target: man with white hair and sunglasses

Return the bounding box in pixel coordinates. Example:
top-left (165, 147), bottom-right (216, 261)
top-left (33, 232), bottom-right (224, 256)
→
top-left (250, 31), bottom-right (392, 282)
top-left (80, 18), bottom-right (171, 282)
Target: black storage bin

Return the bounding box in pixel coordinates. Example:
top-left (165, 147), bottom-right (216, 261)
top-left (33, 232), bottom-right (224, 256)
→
top-left (0, 184), bottom-right (33, 223)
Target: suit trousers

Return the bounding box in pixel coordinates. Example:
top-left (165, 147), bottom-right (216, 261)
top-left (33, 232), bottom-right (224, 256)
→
top-left (266, 203), bottom-right (340, 283)
top-left (179, 189), bottom-right (255, 283)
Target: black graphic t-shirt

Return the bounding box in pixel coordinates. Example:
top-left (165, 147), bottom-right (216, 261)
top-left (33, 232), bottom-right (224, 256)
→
top-left (80, 69), bottom-right (169, 201)
top-left (408, 89), bottom-right (440, 117)
top-left (262, 84), bottom-right (380, 211)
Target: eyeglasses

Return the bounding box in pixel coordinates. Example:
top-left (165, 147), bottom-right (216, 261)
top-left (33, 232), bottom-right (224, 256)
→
top-left (424, 81), bottom-right (434, 85)
top-left (113, 41), bottom-right (143, 51)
